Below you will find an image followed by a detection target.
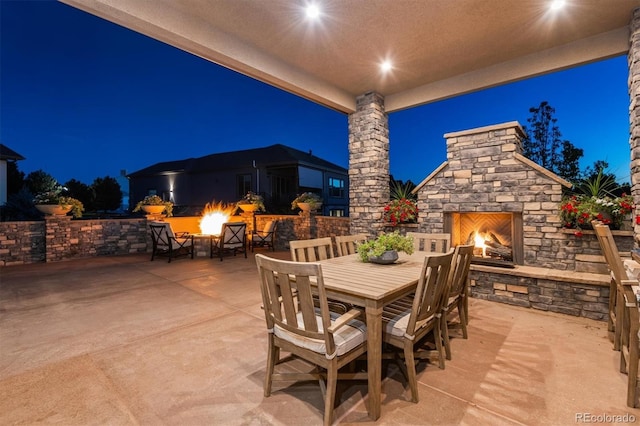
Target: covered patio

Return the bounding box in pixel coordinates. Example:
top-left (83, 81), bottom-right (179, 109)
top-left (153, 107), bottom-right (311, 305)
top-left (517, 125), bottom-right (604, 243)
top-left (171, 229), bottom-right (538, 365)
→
top-left (0, 251), bottom-right (636, 424)
top-left (60, 0), bottom-right (640, 240)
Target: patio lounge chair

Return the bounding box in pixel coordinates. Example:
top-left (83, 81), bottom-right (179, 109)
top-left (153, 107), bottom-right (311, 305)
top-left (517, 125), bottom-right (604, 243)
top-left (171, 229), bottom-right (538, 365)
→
top-left (250, 220), bottom-right (277, 252)
top-left (212, 222), bottom-right (247, 261)
top-left (149, 221), bottom-right (194, 263)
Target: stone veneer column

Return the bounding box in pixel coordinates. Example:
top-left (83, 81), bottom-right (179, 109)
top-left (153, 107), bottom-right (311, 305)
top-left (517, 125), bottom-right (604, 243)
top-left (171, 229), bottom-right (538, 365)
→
top-left (348, 92), bottom-right (389, 236)
top-left (630, 7), bottom-right (640, 246)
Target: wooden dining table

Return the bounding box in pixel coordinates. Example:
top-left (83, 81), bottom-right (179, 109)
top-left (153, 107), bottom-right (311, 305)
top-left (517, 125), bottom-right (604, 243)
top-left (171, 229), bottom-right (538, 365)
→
top-left (317, 251), bottom-right (432, 421)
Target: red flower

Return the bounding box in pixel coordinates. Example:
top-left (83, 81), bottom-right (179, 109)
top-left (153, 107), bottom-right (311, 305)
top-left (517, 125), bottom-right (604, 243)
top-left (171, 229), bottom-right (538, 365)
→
top-left (574, 231), bottom-right (583, 237)
top-left (384, 198), bottom-right (418, 226)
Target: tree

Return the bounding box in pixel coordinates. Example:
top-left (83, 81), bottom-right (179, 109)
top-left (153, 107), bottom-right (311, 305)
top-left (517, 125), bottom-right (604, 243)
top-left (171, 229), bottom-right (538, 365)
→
top-left (6, 162), bottom-right (25, 195)
top-left (91, 176), bottom-right (122, 212)
top-left (65, 179), bottom-right (95, 211)
top-left (24, 170), bottom-right (58, 196)
top-left (555, 141), bottom-right (584, 183)
top-left (522, 101), bottom-right (583, 183)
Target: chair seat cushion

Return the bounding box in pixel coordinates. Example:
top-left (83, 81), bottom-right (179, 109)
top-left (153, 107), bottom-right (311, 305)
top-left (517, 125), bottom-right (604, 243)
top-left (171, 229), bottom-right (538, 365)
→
top-left (383, 295), bottom-right (434, 337)
top-left (172, 238), bottom-right (193, 249)
top-left (274, 310), bottom-right (366, 356)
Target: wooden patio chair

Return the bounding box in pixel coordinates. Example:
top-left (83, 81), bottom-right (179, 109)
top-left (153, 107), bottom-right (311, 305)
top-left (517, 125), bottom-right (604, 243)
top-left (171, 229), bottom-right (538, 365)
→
top-left (381, 251), bottom-right (453, 402)
top-left (212, 222), bottom-right (247, 261)
top-left (406, 232), bottom-right (451, 253)
top-left (149, 221), bottom-right (194, 263)
top-left (441, 244), bottom-right (474, 360)
top-left (618, 283), bottom-right (640, 407)
top-left (290, 237), bottom-right (335, 261)
top-left (255, 254), bottom-right (367, 426)
top-left (250, 220), bottom-right (278, 252)
top-left (334, 234), bottom-right (368, 257)
top-left (594, 222), bottom-right (629, 350)
top-left (290, 237), bottom-right (351, 314)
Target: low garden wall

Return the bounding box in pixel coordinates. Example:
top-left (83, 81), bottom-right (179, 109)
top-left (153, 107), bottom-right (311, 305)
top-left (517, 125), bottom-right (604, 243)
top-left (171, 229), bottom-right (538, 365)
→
top-left (0, 212), bottom-right (351, 266)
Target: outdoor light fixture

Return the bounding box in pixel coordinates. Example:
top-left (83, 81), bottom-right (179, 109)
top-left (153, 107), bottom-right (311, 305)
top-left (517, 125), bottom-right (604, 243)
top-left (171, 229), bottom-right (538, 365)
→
top-left (380, 60), bottom-right (392, 73)
top-left (305, 3), bottom-right (320, 20)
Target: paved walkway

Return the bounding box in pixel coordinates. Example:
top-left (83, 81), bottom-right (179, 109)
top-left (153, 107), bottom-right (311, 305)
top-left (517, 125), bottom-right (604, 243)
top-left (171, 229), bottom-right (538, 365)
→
top-left (1, 252), bottom-right (638, 425)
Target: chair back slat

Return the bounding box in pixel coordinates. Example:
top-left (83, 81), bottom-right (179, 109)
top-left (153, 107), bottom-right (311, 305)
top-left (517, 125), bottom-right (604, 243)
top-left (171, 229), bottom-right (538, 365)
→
top-left (335, 234), bottom-right (368, 257)
top-left (290, 237), bottom-right (334, 262)
top-left (409, 252), bottom-right (453, 334)
top-left (406, 232), bottom-right (451, 253)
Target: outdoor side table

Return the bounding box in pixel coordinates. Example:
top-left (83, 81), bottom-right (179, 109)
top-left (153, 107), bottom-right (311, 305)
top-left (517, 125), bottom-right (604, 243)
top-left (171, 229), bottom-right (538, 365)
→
top-left (192, 233), bottom-right (218, 259)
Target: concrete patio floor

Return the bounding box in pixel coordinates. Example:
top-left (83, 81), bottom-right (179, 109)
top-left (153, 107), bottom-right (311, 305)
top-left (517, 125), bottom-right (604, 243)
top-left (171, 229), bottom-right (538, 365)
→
top-left (1, 250), bottom-right (638, 425)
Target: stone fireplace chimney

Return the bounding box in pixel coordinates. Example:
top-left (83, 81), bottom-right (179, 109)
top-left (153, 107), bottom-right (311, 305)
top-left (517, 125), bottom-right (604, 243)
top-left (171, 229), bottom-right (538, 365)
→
top-left (413, 121), bottom-right (636, 319)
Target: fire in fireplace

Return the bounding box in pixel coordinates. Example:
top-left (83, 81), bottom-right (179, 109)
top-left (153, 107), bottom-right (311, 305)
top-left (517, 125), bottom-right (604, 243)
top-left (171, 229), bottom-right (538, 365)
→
top-left (445, 212), bottom-right (523, 266)
top-left (199, 201), bottom-right (236, 235)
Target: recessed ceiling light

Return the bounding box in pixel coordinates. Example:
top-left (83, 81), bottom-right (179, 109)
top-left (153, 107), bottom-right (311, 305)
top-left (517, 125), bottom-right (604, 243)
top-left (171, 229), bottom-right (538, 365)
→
top-left (306, 4), bottom-right (321, 20)
top-left (380, 60), bottom-right (393, 73)
top-left (549, 0), bottom-right (565, 11)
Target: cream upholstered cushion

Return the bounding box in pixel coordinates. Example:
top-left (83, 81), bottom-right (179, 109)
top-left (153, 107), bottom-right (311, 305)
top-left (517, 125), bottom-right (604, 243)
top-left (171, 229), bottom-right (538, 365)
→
top-left (151, 221), bottom-right (192, 250)
top-left (383, 296), bottom-right (435, 338)
top-left (274, 310), bottom-right (366, 356)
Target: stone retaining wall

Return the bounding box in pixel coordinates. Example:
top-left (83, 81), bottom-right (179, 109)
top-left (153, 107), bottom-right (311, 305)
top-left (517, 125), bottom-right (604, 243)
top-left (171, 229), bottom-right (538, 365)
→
top-left (0, 212), bottom-right (350, 266)
top-left (470, 266), bottom-right (610, 321)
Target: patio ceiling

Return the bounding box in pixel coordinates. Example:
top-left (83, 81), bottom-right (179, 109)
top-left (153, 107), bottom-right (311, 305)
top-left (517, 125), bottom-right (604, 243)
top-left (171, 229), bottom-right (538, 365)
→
top-left (60, 0), bottom-right (639, 113)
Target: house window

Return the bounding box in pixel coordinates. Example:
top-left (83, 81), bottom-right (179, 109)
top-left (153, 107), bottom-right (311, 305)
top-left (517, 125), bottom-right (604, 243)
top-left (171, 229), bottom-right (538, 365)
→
top-left (329, 177), bottom-right (345, 198)
top-left (329, 209), bottom-right (345, 217)
top-left (237, 174), bottom-right (252, 198)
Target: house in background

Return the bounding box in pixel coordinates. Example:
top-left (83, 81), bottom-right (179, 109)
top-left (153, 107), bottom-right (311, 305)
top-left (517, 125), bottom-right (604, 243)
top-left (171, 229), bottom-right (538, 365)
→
top-left (127, 144), bottom-right (349, 216)
top-left (0, 144), bottom-right (25, 206)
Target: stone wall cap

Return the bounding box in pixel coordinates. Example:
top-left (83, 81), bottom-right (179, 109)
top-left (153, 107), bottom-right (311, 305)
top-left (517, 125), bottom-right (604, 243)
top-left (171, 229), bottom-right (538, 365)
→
top-left (471, 264), bottom-right (609, 286)
top-left (444, 121), bottom-right (525, 139)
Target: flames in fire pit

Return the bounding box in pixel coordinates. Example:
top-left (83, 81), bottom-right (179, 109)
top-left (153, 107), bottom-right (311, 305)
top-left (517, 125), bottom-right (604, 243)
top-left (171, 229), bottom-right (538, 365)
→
top-left (199, 201), bottom-right (236, 235)
top-left (468, 230), bottom-right (513, 261)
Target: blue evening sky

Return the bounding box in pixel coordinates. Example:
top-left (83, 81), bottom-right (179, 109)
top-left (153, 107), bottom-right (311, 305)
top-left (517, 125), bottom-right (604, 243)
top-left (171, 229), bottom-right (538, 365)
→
top-left (0, 0), bottom-right (631, 187)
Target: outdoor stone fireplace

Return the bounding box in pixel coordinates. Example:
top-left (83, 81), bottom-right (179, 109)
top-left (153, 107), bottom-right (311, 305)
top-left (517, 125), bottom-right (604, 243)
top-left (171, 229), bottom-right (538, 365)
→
top-left (412, 121), bottom-right (634, 320)
top-left (445, 211), bottom-right (522, 266)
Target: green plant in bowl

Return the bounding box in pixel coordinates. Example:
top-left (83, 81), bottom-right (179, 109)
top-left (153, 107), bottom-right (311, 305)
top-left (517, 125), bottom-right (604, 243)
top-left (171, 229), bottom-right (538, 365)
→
top-left (356, 231), bottom-right (414, 263)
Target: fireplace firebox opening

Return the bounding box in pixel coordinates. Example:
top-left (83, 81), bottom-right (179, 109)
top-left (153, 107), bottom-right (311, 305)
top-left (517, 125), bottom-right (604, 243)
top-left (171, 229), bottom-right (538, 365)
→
top-left (444, 212), bottom-right (523, 266)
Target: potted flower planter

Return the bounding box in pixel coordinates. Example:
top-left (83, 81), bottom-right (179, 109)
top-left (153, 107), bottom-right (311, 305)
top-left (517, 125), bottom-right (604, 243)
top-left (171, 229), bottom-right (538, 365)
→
top-left (368, 250), bottom-right (399, 264)
top-left (238, 203), bottom-right (259, 212)
top-left (35, 204), bottom-right (72, 216)
top-left (141, 205), bottom-right (166, 214)
top-left (297, 202), bottom-right (322, 212)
